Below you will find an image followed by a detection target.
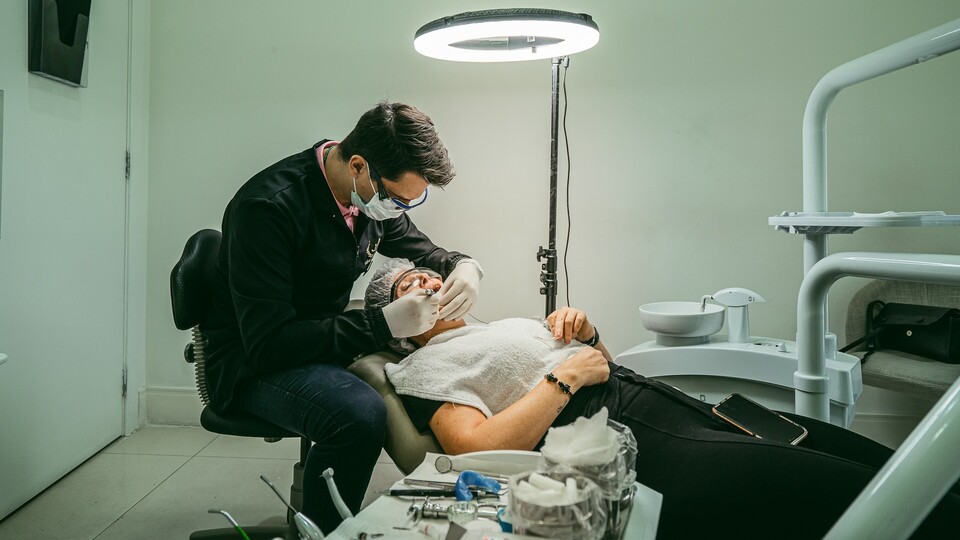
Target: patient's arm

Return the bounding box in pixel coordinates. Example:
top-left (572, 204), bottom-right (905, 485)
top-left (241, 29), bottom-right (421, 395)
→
top-left (428, 347), bottom-right (609, 454)
top-left (592, 340), bottom-right (612, 362)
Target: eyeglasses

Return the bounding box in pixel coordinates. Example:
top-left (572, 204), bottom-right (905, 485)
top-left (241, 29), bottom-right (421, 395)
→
top-left (391, 267), bottom-right (442, 302)
top-left (367, 160), bottom-right (429, 210)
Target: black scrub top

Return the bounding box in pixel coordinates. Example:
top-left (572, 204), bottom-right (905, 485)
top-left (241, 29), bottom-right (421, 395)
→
top-left (202, 140), bottom-right (469, 411)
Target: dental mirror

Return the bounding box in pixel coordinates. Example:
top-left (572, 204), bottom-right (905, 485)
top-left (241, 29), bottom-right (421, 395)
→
top-left (435, 455), bottom-right (455, 474)
top-left (434, 455), bottom-right (510, 484)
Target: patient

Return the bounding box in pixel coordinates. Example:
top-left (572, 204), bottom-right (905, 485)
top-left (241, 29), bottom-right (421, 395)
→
top-left (364, 259), bottom-right (960, 538)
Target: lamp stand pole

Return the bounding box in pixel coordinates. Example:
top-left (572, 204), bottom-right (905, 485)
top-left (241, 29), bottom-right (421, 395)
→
top-left (537, 56), bottom-right (565, 317)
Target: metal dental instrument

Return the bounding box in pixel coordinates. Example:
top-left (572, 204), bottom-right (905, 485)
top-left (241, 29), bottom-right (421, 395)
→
top-left (260, 475), bottom-right (325, 540)
top-left (433, 455), bottom-right (509, 482)
top-left (399, 499), bottom-right (465, 539)
top-left (380, 487), bottom-right (492, 498)
top-left (407, 277), bottom-right (435, 297)
top-left (380, 488), bottom-right (457, 497)
top-left (207, 509), bottom-right (251, 540)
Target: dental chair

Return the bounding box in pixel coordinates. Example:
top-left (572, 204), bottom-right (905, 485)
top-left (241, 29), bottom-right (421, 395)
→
top-left (343, 301), bottom-right (444, 474)
top-left (171, 230), bottom-right (440, 538)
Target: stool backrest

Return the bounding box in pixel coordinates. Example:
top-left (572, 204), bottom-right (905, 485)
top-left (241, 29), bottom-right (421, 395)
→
top-left (171, 229), bottom-right (222, 330)
top-left (170, 229), bottom-right (222, 405)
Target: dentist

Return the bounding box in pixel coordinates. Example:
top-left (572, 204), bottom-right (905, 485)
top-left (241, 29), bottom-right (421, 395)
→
top-left (200, 102), bottom-right (482, 532)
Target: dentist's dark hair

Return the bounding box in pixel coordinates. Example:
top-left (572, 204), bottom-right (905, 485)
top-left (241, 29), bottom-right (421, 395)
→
top-left (338, 101), bottom-right (455, 187)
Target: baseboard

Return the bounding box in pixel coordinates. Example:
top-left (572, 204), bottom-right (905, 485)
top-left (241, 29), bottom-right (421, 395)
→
top-left (144, 386), bottom-right (203, 426)
top-left (138, 386), bottom-right (147, 427)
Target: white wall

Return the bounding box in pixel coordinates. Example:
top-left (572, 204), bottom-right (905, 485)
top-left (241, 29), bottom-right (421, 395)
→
top-left (145, 1), bottom-right (960, 420)
top-left (126, 0), bottom-right (152, 430)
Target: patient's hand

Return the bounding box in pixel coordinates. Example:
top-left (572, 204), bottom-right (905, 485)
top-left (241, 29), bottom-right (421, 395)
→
top-left (553, 348), bottom-right (609, 393)
top-left (547, 306), bottom-right (596, 344)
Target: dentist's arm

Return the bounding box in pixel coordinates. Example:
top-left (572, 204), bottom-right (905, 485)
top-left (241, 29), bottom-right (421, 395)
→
top-left (428, 347), bottom-right (609, 454)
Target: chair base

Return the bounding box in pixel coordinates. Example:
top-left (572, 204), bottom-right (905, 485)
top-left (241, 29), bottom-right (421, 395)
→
top-left (189, 524), bottom-right (297, 540)
top-left (189, 439), bottom-right (311, 540)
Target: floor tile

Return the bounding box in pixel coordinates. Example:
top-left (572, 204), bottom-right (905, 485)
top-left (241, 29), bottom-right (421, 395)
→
top-left (0, 453), bottom-right (188, 540)
top-left (94, 456), bottom-right (296, 540)
top-left (102, 425), bottom-right (217, 456)
top-left (197, 434), bottom-right (302, 460)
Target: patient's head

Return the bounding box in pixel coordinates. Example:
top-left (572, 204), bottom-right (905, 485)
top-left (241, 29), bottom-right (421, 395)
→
top-left (365, 258), bottom-right (466, 352)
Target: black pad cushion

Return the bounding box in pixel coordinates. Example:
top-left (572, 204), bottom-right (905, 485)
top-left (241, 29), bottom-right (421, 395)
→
top-left (170, 229), bottom-right (222, 330)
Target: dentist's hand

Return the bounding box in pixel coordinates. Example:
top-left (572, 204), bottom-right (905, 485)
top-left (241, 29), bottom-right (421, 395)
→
top-left (382, 289), bottom-right (440, 338)
top-left (438, 259), bottom-right (482, 321)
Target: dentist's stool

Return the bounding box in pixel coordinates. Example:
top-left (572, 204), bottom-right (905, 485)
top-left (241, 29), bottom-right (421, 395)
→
top-left (171, 229), bottom-right (304, 540)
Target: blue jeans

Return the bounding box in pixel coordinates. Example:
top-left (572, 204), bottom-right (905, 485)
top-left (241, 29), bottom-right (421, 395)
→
top-left (238, 363), bottom-right (387, 533)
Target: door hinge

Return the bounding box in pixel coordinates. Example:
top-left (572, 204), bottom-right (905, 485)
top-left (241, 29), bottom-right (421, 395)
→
top-left (121, 365), bottom-right (128, 398)
top-left (125, 150), bottom-right (131, 180)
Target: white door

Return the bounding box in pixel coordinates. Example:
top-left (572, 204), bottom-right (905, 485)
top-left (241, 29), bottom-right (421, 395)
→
top-left (0, 0), bottom-right (130, 519)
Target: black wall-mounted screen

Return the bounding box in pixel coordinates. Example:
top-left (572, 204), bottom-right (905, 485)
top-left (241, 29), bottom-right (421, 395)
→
top-left (28, 0), bottom-right (93, 87)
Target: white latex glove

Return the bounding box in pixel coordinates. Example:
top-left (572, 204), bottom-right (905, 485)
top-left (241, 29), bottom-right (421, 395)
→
top-left (438, 259), bottom-right (482, 321)
top-left (381, 288), bottom-right (440, 338)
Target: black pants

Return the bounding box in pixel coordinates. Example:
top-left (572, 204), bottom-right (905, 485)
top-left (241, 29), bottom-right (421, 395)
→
top-left (574, 364), bottom-right (960, 539)
top-left (238, 363), bottom-right (387, 534)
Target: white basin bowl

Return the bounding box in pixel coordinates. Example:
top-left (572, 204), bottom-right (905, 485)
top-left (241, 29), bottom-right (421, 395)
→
top-left (639, 302), bottom-right (724, 337)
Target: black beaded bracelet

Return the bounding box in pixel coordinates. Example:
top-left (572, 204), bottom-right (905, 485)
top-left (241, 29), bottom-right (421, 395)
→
top-left (544, 372), bottom-right (572, 394)
top-left (582, 326), bottom-right (600, 347)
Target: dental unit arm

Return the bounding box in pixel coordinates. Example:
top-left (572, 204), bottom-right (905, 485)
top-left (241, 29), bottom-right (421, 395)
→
top-left (709, 288), bottom-right (765, 344)
top-left (797, 253), bottom-right (960, 540)
top-left (800, 16), bottom-right (960, 276)
top-left (788, 15), bottom-right (960, 539)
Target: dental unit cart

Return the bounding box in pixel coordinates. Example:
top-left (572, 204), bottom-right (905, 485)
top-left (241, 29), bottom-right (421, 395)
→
top-left (615, 288), bottom-right (862, 427)
top-left (325, 451), bottom-right (663, 540)
top-left (767, 16), bottom-right (960, 540)
top-left (617, 16), bottom-right (960, 435)
top-left (620, 16), bottom-right (960, 540)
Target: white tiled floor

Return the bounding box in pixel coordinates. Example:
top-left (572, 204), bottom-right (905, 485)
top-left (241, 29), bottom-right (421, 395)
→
top-left (0, 426), bottom-right (404, 540)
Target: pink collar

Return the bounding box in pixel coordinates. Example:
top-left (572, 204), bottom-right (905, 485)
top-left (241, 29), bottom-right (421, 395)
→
top-left (316, 141), bottom-right (359, 219)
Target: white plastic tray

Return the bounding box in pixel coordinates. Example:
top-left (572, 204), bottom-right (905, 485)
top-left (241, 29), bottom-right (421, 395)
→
top-left (769, 211), bottom-right (960, 234)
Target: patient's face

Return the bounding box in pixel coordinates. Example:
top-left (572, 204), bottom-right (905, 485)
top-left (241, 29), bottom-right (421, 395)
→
top-left (392, 268), bottom-right (443, 299)
top-left (390, 267), bottom-right (467, 344)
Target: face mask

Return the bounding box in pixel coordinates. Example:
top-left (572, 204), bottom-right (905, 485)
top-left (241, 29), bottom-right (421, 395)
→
top-left (350, 174), bottom-right (405, 221)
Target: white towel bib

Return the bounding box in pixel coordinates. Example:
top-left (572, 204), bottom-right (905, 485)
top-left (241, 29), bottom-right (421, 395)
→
top-left (385, 317), bottom-right (587, 417)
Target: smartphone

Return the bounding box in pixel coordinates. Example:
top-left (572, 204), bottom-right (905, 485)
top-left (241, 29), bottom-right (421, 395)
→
top-left (712, 393), bottom-right (808, 445)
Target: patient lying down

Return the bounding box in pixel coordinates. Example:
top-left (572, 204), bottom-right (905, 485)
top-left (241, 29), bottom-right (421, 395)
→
top-left (363, 258), bottom-right (960, 538)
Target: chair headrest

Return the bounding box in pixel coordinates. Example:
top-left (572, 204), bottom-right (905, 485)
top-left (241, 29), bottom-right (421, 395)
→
top-left (170, 229), bottom-right (222, 330)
